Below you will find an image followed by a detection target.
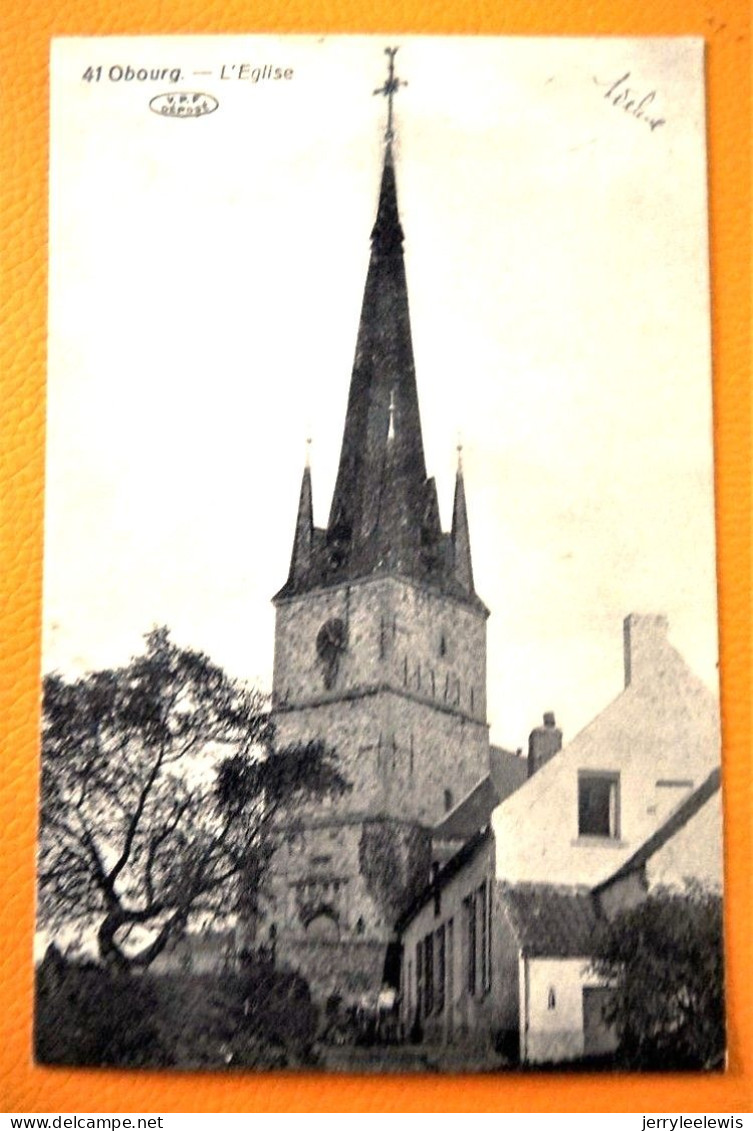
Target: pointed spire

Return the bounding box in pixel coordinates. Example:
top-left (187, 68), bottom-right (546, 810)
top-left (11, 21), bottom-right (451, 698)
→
top-left (370, 144), bottom-right (404, 253)
top-left (275, 49), bottom-right (484, 613)
top-left (452, 446), bottom-right (474, 593)
top-left (287, 457), bottom-right (314, 587)
top-left (326, 126), bottom-right (427, 580)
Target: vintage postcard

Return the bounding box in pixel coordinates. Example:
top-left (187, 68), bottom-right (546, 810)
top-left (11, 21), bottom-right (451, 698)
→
top-left (38, 35), bottom-right (722, 1072)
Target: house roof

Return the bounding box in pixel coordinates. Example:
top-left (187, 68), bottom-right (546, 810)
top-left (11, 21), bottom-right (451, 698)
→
top-left (492, 617), bottom-right (720, 889)
top-left (395, 827), bottom-right (493, 931)
top-left (500, 883), bottom-right (601, 958)
top-left (433, 776), bottom-right (500, 841)
top-left (433, 747), bottom-right (527, 841)
top-left (490, 745), bottom-right (529, 801)
top-left (593, 765), bottom-right (721, 893)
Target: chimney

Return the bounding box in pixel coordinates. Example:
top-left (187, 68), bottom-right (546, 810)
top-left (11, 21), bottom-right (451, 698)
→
top-left (527, 712), bottom-right (562, 777)
top-left (623, 613), bottom-right (670, 689)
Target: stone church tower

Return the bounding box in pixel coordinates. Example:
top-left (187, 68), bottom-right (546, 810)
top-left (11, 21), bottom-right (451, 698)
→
top-left (266, 69), bottom-right (491, 999)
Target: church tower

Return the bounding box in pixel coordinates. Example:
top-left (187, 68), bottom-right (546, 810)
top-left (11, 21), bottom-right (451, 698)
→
top-left (266, 50), bottom-right (491, 999)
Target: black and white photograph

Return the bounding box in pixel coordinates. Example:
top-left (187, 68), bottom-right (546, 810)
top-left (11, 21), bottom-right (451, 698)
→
top-left (37, 35), bottom-right (723, 1073)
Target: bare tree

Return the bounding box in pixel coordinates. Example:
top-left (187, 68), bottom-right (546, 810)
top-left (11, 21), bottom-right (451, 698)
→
top-left (39, 627), bottom-right (347, 970)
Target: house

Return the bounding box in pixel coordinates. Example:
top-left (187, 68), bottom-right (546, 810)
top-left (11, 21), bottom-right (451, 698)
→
top-left (492, 613), bottom-right (721, 890)
top-left (396, 615), bottom-right (722, 1065)
top-left (250, 49), bottom-right (721, 1025)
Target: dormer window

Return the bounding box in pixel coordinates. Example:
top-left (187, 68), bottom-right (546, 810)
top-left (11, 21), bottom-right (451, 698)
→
top-left (578, 771), bottom-right (620, 838)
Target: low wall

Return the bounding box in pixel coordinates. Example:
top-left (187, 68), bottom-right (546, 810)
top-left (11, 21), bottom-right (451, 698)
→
top-left (278, 936), bottom-right (387, 1002)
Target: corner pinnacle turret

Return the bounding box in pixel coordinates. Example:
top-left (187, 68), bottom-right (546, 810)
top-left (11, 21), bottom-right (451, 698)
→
top-left (276, 50), bottom-right (484, 613)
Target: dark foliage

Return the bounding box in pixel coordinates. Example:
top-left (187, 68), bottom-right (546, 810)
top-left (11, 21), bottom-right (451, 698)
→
top-left (147, 963), bottom-right (319, 1069)
top-left (35, 946), bottom-right (163, 1067)
top-left (358, 820), bottom-right (432, 923)
top-left (35, 947), bottom-right (320, 1069)
top-left (591, 884), bottom-right (725, 1070)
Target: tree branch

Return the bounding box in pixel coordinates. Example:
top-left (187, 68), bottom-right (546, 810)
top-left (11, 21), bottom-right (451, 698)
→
top-left (107, 745), bottom-right (166, 887)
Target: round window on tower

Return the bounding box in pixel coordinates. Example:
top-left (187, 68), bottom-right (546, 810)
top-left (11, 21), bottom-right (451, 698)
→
top-left (315, 617), bottom-right (348, 689)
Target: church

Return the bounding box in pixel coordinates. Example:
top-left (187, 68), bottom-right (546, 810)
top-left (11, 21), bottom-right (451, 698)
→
top-left (262, 49), bottom-right (506, 1002)
top-left (256, 49), bottom-right (721, 1058)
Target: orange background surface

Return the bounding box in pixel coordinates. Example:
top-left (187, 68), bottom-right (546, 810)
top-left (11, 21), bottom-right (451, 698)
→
top-left (1, 0), bottom-right (750, 1114)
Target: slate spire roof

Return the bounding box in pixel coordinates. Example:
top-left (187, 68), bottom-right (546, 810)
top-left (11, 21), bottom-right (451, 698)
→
top-left (277, 126), bottom-right (483, 611)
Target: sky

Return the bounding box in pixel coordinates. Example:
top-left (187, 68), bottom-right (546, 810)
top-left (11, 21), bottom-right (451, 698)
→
top-left (45, 35), bottom-right (717, 751)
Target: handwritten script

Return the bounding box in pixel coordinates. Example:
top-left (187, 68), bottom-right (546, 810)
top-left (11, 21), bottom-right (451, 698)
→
top-left (595, 73), bottom-right (666, 132)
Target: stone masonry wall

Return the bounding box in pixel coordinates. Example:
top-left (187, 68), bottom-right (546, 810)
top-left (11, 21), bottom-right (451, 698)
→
top-left (273, 575), bottom-right (487, 724)
top-left (264, 817), bottom-right (432, 1002)
top-left (269, 573), bottom-right (490, 1000)
top-left (273, 575), bottom-right (489, 826)
top-left (275, 692), bottom-right (488, 825)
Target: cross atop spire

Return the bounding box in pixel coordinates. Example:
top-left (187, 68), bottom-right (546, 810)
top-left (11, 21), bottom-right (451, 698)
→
top-left (373, 46), bottom-right (407, 144)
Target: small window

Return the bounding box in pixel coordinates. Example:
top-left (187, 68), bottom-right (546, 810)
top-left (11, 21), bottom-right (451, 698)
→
top-left (478, 883), bottom-right (488, 992)
top-left (424, 933), bottom-right (435, 1016)
top-left (578, 772), bottom-right (620, 838)
top-left (464, 892), bottom-right (477, 995)
top-left (439, 634), bottom-right (447, 657)
top-left (547, 987), bottom-right (556, 1011)
top-left (473, 881), bottom-right (492, 994)
top-left (435, 925), bottom-right (446, 1014)
top-left (444, 788), bottom-right (454, 812)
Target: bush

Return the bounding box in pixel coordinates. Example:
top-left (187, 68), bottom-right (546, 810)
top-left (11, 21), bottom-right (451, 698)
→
top-left (591, 885), bottom-right (725, 1070)
top-left (35, 947), bottom-right (163, 1067)
top-left (147, 957), bottom-right (319, 1068)
top-left (35, 945), bottom-right (320, 1069)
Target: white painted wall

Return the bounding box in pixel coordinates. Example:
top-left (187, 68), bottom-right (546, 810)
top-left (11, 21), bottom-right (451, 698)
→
top-left (493, 615), bottom-right (720, 887)
top-left (523, 956), bottom-right (612, 1064)
top-left (647, 791), bottom-right (723, 890)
